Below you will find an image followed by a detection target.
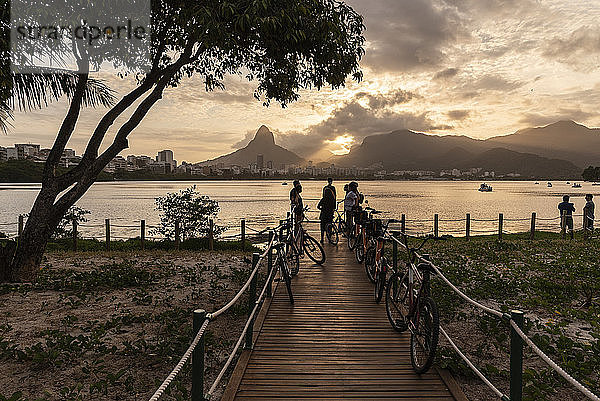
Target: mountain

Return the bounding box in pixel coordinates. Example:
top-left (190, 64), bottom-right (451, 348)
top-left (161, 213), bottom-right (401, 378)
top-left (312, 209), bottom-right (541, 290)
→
top-left (198, 125), bottom-right (303, 168)
top-left (486, 120), bottom-right (600, 167)
top-left (332, 129), bottom-right (582, 178)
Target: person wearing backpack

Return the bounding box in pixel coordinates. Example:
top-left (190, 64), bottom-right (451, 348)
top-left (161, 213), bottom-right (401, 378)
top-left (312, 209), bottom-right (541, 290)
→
top-left (318, 186), bottom-right (336, 243)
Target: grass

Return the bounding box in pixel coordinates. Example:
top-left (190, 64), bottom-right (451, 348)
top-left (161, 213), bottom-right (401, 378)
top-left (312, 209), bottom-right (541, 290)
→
top-left (393, 232), bottom-right (600, 400)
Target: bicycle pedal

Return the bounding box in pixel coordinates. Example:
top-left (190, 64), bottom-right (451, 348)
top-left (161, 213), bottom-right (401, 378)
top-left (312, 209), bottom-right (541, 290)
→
top-left (395, 319), bottom-right (408, 331)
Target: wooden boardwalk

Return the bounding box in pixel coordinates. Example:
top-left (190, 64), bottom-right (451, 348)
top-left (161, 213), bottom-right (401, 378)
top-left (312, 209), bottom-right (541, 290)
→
top-left (223, 240), bottom-right (464, 400)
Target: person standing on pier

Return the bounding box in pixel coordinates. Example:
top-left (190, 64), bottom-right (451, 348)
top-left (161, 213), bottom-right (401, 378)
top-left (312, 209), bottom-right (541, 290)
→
top-left (558, 195), bottom-right (575, 239)
top-left (318, 184), bottom-right (336, 243)
top-left (323, 177), bottom-right (336, 200)
top-left (344, 181), bottom-right (359, 234)
top-left (584, 194), bottom-right (595, 233)
top-left (290, 180), bottom-right (304, 230)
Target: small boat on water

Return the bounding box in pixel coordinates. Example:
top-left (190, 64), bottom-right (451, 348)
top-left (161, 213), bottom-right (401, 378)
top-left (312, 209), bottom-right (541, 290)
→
top-left (282, 182), bottom-right (288, 185)
top-left (592, 182), bottom-right (600, 186)
top-left (572, 183), bottom-right (582, 188)
top-left (478, 183), bottom-right (493, 192)
top-left (547, 182), bottom-right (553, 187)
top-left (566, 182), bottom-right (570, 185)
top-left (535, 182), bottom-right (539, 184)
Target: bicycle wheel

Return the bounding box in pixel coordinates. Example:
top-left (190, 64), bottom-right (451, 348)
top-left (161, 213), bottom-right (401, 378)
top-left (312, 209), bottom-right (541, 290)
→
top-left (303, 234), bottom-right (326, 265)
top-left (279, 257), bottom-right (294, 304)
top-left (326, 223), bottom-right (339, 245)
top-left (364, 246), bottom-right (376, 283)
top-left (385, 271), bottom-right (409, 332)
top-left (410, 296), bottom-right (439, 374)
top-left (286, 243), bottom-right (300, 277)
top-left (374, 257), bottom-right (387, 304)
top-left (347, 228), bottom-right (358, 250)
top-left (355, 242), bottom-right (365, 263)
top-left (337, 219), bottom-right (347, 238)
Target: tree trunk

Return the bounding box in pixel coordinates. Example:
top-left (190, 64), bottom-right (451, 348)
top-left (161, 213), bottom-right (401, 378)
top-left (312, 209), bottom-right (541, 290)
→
top-left (8, 188), bottom-right (62, 282)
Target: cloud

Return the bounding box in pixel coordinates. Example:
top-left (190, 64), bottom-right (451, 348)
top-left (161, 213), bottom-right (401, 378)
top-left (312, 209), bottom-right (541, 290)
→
top-left (433, 67), bottom-right (460, 80)
top-left (447, 110), bottom-right (470, 121)
top-left (354, 89), bottom-right (419, 109)
top-left (543, 27), bottom-right (600, 69)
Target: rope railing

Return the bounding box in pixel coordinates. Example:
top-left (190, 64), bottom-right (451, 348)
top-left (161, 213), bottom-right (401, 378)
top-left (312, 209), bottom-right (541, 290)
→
top-left (389, 232), bottom-right (600, 400)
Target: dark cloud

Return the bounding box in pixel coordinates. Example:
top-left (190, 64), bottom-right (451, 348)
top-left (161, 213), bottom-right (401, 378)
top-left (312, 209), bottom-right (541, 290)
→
top-left (543, 27), bottom-right (600, 68)
top-left (519, 108), bottom-right (596, 127)
top-left (446, 110), bottom-right (470, 121)
top-left (346, 0), bottom-right (470, 72)
top-left (433, 67), bottom-right (459, 80)
top-left (275, 89), bottom-right (438, 156)
top-left (457, 74), bottom-right (525, 96)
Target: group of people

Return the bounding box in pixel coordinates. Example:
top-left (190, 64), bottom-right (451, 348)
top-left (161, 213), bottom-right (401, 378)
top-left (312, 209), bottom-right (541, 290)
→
top-left (558, 194), bottom-right (595, 239)
top-left (289, 178), bottom-right (363, 243)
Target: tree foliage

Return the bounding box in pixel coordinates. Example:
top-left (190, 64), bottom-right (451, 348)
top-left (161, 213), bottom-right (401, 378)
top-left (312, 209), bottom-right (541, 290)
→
top-left (52, 206), bottom-right (90, 239)
top-left (154, 186), bottom-right (224, 240)
top-left (582, 166), bottom-right (600, 182)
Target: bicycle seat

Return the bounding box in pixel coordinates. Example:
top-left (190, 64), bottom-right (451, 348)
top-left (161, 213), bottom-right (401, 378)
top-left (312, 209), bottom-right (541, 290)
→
top-left (416, 261), bottom-right (436, 274)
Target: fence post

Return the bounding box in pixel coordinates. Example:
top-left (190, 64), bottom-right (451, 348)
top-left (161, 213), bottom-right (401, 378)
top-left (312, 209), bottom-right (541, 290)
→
top-left (498, 213), bottom-right (503, 241)
top-left (175, 220), bottom-right (180, 249)
top-left (140, 220), bottom-right (145, 250)
top-left (245, 252), bottom-right (259, 349)
top-left (401, 214), bottom-right (406, 234)
top-left (267, 231), bottom-right (273, 298)
top-left (510, 310), bottom-right (524, 401)
top-left (392, 236), bottom-right (398, 272)
top-left (466, 213), bottom-right (471, 241)
top-left (209, 219), bottom-right (214, 251)
top-left (241, 219), bottom-right (246, 251)
top-left (434, 214), bottom-right (439, 238)
top-left (192, 309), bottom-right (206, 401)
top-left (18, 215), bottom-right (24, 238)
top-left (530, 213), bottom-right (536, 240)
top-left (105, 219), bottom-right (110, 251)
top-left (561, 210), bottom-right (566, 239)
top-left (72, 220), bottom-right (77, 251)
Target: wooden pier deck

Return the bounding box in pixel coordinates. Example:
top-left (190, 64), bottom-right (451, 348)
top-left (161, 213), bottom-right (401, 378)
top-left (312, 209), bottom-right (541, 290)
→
top-left (223, 240), bottom-right (465, 400)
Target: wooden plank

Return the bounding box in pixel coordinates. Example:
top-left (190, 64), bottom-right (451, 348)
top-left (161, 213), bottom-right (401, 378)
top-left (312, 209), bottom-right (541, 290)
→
top-left (225, 241), bottom-right (462, 400)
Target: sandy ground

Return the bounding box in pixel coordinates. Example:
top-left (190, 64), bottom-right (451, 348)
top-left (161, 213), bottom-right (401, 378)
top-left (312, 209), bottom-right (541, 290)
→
top-left (0, 250), bottom-right (263, 401)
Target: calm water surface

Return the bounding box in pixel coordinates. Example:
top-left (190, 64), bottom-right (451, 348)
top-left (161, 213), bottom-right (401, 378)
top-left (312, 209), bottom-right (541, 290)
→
top-left (0, 180), bottom-right (597, 237)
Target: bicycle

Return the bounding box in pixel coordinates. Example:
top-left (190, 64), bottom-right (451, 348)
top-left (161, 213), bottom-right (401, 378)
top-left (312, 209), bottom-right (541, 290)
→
top-left (286, 207), bottom-right (326, 272)
top-left (385, 232), bottom-right (439, 374)
top-left (355, 207), bottom-right (381, 264)
top-left (347, 206), bottom-right (363, 251)
top-left (364, 218), bottom-right (398, 303)
top-left (271, 229), bottom-right (294, 304)
top-left (324, 203), bottom-right (344, 245)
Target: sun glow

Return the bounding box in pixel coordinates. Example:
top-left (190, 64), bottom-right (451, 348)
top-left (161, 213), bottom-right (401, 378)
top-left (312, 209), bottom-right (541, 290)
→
top-left (326, 134), bottom-right (355, 155)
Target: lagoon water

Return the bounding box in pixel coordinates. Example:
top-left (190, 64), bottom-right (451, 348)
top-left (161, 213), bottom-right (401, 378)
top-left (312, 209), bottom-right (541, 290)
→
top-left (0, 180), bottom-right (597, 238)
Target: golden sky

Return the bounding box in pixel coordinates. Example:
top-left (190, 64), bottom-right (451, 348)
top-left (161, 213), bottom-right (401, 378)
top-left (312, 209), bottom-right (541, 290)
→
top-left (3, 0), bottom-right (600, 163)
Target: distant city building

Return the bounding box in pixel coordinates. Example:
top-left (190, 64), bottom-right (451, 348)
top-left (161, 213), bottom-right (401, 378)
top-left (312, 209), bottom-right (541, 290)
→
top-left (156, 150), bottom-right (177, 169)
top-left (15, 144), bottom-right (41, 159)
top-left (257, 154), bottom-right (264, 169)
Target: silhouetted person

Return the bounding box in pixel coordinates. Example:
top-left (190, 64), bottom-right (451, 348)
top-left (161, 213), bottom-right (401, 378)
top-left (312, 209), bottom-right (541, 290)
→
top-left (323, 177), bottom-right (336, 200)
top-left (558, 195), bottom-right (575, 239)
top-left (344, 181), bottom-right (359, 232)
top-left (584, 194), bottom-right (595, 233)
top-left (290, 180), bottom-right (304, 225)
top-left (318, 185), bottom-right (336, 243)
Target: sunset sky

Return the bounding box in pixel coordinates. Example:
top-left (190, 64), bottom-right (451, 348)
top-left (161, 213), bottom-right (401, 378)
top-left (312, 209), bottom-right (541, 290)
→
top-left (3, 0), bottom-right (600, 163)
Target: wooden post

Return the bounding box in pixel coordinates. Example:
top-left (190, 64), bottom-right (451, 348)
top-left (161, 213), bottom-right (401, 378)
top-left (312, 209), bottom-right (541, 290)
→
top-left (245, 253), bottom-right (259, 349)
top-left (392, 236), bottom-right (398, 272)
top-left (434, 214), bottom-right (439, 238)
top-left (267, 231), bottom-right (273, 298)
top-left (175, 220), bottom-right (180, 249)
top-left (466, 213), bottom-right (471, 241)
top-left (209, 219), bottom-right (214, 251)
top-left (401, 214), bottom-right (406, 234)
top-left (140, 220), bottom-right (145, 250)
top-left (529, 213), bottom-right (536, 240)
top-left (18, 215), bottom-right (24, 238)
top-left (498, 213), bottom-right (503, 241)
top-left (105, 219), bottom-right (110, 251)
top-left (510, 310), bottom-right (524, 401)
top-left (192, 309), bottom-right (206, 401)
top-left (241, 219), bottom-right (246, 251)
top-left (72, 220), bottom-right (78, 251)
top-left (560, 210), bottom-right (566, 239)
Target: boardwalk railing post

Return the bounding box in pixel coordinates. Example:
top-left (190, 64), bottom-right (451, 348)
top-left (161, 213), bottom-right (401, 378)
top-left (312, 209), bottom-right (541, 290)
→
top-left (401, 214), bottom-right (406, 234)
top-left (175, 220), bottom-right (180, 249)
top-left (18, 215), bottom-right (24, 238)
top-left (140, 220), bottom-right (145, 250)
top-left (245, 252), bottom-right (259, 349)
top-left (72, 219), bottom-right (78, 251)
top-left (498, 213), bottom-right (503, 241)
top-left (105, 219), bottom-right (110, 251)
top-left (434, 214), bottom-right (439, 238)
top-left (192, 309), bottom-right (206, 401)
top-left (392, 236), bottom-right (398, 272)
top-left (241, 219), bottom-right (246, 251)
top-left (530, 213), bottom-right (536, 240)
top-left (267, 231), bottom-right (273, 298)
top-left (510, 310), bottom-right (524, 401)
top-left (561, 210), bottom-right (566, 239)
top-left (466, 213), bottom-right (471, 241)
top-left (209, 219), bottom-right (214, 251)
